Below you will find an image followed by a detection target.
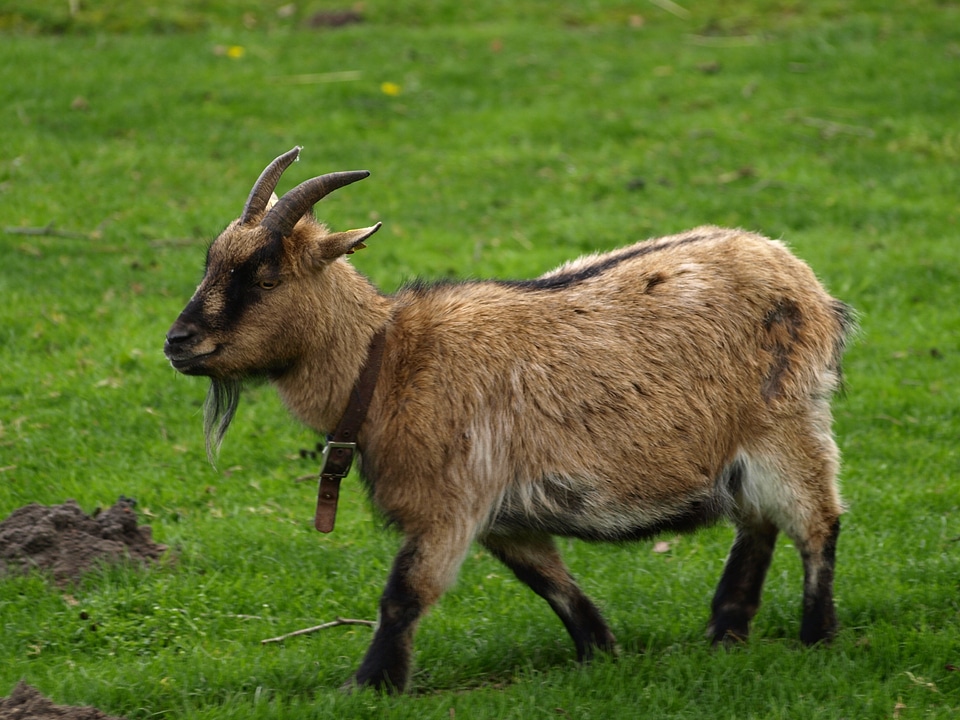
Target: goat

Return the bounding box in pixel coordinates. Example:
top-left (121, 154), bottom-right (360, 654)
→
top-left (164, 147), bottom-right (855, 693)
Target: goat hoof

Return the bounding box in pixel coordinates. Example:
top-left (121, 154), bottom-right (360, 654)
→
top-left (707, 621), bottom-right (749, 647)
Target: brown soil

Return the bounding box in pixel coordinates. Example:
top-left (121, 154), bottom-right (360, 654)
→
top-left (0, 497), bottom-right (167, 585)
top-left (306, 9), bottom-right (363, 28)
top-left (0, 682), bottom-right (126, 720)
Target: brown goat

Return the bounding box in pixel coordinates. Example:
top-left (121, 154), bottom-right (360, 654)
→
top-left (165, 147), bottom-right (854, 692)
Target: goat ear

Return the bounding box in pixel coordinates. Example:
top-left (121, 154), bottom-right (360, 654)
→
top-left (310, 222), bottom-right (382, 264)
top-left (265, 192), bottom-right (280, 212)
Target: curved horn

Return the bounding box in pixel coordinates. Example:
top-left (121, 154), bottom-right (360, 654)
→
top-left (239, 146), bottom-right (302, 225)
top-left (261, 170), bottom-right (371, 239)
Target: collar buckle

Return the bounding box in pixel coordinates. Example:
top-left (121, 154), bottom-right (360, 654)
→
top-left (320, 440), bottom-right (357, 480)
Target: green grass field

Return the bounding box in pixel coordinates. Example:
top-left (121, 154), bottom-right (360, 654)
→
top-left (1, 0), bottom-right (959, 717)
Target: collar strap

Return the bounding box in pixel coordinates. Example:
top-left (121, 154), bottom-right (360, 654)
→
top-left (314, 325), bottom-right (387, 533)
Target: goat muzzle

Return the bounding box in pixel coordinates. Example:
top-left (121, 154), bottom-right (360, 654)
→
top-left (164, 318), bottom-right (215, 375)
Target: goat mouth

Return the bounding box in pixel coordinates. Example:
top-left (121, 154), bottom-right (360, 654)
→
top-left (165, 348), bottom-right (217, 375)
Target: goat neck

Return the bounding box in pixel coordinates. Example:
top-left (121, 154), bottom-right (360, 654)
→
top-left (272, 260), bottom-right (392, 437)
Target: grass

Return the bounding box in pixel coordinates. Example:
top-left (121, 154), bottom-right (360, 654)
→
top-left (1, 0), bottom-right (959, 717)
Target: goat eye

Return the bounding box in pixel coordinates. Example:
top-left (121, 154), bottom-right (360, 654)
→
top-left (257, 279), bottom-right (279, 290)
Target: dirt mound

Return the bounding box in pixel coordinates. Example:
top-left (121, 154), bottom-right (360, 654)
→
top-left (0, 682), bottom-right (126, 720)
top-left (0, 497), bottom-right (167, 585)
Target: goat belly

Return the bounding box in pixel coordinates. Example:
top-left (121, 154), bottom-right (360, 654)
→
top-left (489, 474), bottom-right (725, 542)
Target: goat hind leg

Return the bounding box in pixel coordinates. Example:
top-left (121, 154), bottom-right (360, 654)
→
top-left (707, 520), bottom-right (778, 644)
top-left (482, 532), bottom-right (616, 661)
top-left (778, 433), bottom-right (843, 645)
top-left (742, 430), bottom-right (843, 646)
top-left (798, 516), bottom-right (840, 645)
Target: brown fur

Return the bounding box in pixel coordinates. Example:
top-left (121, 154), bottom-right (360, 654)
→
top-left (165, 154), bottom-right (855, 693)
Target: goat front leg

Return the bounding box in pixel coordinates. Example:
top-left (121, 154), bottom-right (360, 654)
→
top-left (482, 531), bottom-right (617, 661)
top-left (346, 529), bottom-right (473, 693)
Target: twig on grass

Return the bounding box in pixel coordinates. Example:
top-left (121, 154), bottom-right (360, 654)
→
top-left (261, 617), bottom-right (376, 644)
top-left (800, 116), bottom-right (875, 139)
top-left (273, 70), bottom-right (363, 85)
top-left (149, 237), bottom-right (202, 248)
top-left (5, 224), bottom-right (205, 249)
top-left (904, 671), bottom-right (939, 693)
top-left (3, 222), bottom-right (95, 240)
top-left (649, 0), bottom-right (690, 19)
top-left (686, 34), bottom-right (760, 47)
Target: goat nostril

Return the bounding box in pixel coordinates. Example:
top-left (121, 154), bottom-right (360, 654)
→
top-left (166, 321), bottom-right (196, 345)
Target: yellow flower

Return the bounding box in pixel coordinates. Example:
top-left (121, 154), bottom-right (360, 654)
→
top-left (380, 81), bottom-right (402, 96)
top-left (227, 45), bottom-right (245, 59)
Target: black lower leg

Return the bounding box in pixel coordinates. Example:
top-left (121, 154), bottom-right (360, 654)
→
top-left (485, 540), bottom-right (616, 661)
top-left (349, 545), bottom-right (423, 692)
top-left (550, 592), bottom-right (617, 661)
top-left (708, 523), bottom-right (778, 644)
top-left (800, 518), bottom-right (840, 645)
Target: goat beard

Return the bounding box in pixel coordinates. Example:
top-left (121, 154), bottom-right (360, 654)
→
top-left (203, 378), bottom-right (242, 463)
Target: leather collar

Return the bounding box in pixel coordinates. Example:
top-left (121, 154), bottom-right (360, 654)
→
top-left (314, 324), bottom-right (387, 533)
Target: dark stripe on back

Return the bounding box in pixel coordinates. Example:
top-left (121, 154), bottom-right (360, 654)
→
top-left (397, 233), bottom-right (709, 298)
top-left (499, 234), bottom-right (706, 292)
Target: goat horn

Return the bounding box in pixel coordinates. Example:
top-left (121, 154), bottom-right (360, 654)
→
top-left (240, 146), bottom-right (302, 225)
top-left (261, 170), bottom-right (371, 239)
